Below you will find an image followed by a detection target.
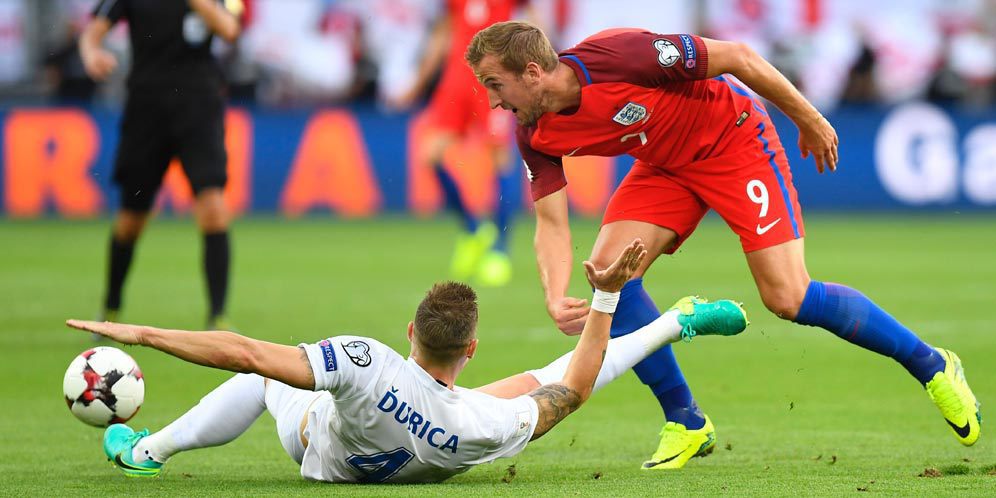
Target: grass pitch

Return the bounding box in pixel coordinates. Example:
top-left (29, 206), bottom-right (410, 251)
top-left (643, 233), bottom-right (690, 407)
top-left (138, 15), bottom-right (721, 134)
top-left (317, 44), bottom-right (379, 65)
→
top-left (1, 214), bottom-right (994, 496)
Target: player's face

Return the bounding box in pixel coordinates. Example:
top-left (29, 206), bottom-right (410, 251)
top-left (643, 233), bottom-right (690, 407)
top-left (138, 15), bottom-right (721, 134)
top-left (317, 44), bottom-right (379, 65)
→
top-left (474, 55), bottom-right (545, 126)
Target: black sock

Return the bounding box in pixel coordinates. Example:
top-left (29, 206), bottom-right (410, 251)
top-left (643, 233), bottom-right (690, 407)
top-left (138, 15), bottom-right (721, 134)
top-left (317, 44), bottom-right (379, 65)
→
top-left (203, 231), bottom-right (230, 318)
top-left (104, 236), bottom-right (136, 311)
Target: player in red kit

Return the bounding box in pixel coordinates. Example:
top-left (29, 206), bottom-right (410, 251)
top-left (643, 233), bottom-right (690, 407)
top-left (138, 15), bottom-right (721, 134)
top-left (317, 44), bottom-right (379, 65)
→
top-left (465, 22), bottom-right (981, 469)
top-left (392, 0), bottom-right (530, 287)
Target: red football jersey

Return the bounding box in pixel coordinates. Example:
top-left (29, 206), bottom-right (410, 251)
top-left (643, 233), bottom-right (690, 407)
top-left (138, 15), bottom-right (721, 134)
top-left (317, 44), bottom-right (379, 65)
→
top-left (426, 0), bottom-right (521, 139)
top-left (519, 29), bottom-right (769, 201)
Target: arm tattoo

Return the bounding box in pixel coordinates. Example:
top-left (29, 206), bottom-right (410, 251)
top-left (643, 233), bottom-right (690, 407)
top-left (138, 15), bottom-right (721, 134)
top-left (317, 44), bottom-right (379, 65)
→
top-left (299, 347), bottom-right (316, 390)
top-left (528, 383), bottom-right (582, 441)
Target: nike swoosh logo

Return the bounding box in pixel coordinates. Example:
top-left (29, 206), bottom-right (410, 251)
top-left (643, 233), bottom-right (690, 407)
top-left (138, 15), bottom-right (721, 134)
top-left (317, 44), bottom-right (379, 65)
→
top-left (643, 452), bottom-right (684, 467)
top-left (643, 446), bottom-right (692, 467)
top-left (755, 218), bottom-right (782, 235)
top-left (946, 418), bottom-right (972, 439)
top-left (565, 146), bottom-right (582, 157)
top-left (114, 453), bottom-right (155, 473)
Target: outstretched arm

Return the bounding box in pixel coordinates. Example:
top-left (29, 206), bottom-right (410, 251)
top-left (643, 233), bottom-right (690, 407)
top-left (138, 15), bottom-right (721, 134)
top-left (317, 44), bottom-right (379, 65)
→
top-left (529, 239), bottom-right (647, 440)
top-left (704, 38), bottom-right (839, 173)
top-left (534, 188), bottom-right (589, 335)
top-left (65, 320), bottom-right (315, 390)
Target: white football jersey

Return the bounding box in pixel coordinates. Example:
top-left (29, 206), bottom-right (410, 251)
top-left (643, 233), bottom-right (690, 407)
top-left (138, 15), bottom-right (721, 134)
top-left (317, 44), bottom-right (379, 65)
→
top-left (299, 335), bottom-right (538, 483)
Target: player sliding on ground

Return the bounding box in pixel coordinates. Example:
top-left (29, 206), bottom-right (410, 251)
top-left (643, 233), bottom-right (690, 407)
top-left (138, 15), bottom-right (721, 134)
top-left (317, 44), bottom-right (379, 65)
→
top-left (66, 240), bottom-right (748, 484)
top-left (465, 21), bottom-right (982, 469)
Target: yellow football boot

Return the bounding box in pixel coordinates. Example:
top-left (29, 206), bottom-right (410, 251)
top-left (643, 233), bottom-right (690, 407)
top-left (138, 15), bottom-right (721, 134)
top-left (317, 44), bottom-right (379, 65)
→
top-left (450, 222), bottom-right (497, 281)
top-left (925, 348), bottom-right (981, 446)
top-left (642, 415), bottom-right (716, 470)
top-left (476, 250), bottom-right (512, 287)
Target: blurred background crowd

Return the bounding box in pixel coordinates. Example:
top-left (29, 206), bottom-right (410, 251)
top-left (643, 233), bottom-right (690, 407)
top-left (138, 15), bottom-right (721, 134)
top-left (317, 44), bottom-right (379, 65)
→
top-left (2, 0), bottom-right (996, 111)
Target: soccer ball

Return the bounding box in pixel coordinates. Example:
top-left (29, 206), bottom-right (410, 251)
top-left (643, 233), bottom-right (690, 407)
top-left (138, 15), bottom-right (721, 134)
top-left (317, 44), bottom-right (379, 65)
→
top-left (63, 347), bottom-right (145, 427)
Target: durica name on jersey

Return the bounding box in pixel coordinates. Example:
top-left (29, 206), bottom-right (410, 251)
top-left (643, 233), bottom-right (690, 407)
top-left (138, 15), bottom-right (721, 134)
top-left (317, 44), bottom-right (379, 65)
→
top-left (378, 387), bottom-right (460, 454)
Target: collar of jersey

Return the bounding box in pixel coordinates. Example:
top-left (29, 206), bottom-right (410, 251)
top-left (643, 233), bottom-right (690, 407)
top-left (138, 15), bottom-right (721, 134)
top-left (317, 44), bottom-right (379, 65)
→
top-left (553, 55), bottom-right (587, 117)
top-left (406, 357), bottom-right (461, 402)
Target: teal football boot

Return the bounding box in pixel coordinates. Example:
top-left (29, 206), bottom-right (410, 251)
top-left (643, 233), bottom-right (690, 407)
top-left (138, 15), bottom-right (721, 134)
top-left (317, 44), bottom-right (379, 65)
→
top-left (671, 296), bottom-right (749, 341)
top-left (103, 424), bottom-right (163, 477)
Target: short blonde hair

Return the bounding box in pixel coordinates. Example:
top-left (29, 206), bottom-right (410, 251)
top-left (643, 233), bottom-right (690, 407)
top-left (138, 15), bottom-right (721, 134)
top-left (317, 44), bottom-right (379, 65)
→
top-left (465, 21), bottom-right (559, 74)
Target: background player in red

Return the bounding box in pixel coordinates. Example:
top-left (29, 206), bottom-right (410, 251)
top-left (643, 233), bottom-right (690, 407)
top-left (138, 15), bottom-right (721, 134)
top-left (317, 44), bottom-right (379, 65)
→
top-left (465, 21), bottom-right (981, 469)
top-left (390, 0), bottom-right (532, 287)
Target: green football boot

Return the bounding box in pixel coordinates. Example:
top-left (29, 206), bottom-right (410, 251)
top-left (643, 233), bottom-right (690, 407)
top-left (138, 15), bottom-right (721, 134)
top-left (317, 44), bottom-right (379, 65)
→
top-left (926, 348), bottom-right (982, 446)
top-left (671, 296), bottom-right (749, 341)
top-left (97, 309), bottom-right (119, 323)
top-left (103, 424), bottom-right (163, 477)
top-left (642, 415), bottom-right (716, 470)
top-left (92, 309), bottom-right (119, 341)
top-left (450, 222), bottom-right (497, 281)
top-left (207, 314), bottom-right (237, 332)
top-left (476, 250), bottom-right (512, 287)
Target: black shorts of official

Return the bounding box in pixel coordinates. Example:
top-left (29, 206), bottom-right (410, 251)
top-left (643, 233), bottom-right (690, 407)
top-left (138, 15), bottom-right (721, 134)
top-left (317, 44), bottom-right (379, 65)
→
top-left (113, 89), bottom-right (227, 211)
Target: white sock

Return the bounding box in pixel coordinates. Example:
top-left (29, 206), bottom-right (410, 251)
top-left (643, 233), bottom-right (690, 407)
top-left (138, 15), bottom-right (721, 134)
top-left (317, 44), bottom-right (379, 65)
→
top-left (527, 310), bottom-right (682, 393)
top-left (134, 373), bottom-right (266, 464)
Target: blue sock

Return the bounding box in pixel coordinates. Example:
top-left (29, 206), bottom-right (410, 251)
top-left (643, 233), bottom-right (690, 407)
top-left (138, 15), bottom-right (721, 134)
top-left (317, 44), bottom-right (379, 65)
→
top-left (434, 165), bottom-right (478, 233)
top-left (794, 281), bottom-right (945, 385)
top-left (612, 278), bottom-right (704, 429)
top-left (493, 166), bottom-right (519, 253)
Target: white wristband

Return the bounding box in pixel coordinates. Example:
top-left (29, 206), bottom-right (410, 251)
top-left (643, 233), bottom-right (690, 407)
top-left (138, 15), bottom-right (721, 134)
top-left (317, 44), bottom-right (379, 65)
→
top-left (591, 289), bottom-right (620, 314)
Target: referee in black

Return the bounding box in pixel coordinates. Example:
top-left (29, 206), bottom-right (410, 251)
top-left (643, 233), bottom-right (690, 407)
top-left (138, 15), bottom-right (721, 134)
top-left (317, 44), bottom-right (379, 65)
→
top-left (80, 0), bottom-right (242, 330)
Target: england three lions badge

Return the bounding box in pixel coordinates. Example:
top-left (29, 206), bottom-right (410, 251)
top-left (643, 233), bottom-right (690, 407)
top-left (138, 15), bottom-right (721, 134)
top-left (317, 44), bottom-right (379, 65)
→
top-left (613, 102), bottom-right (648, 126)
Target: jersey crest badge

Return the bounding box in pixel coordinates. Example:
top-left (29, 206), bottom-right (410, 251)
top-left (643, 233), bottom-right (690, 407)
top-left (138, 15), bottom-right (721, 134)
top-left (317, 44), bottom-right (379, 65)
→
top-left (613, 102), bottom-right (648, 126)
top-left (342, 340), bottom-right (372, 367)
top-left (653, 39), bottom-right (680, 67)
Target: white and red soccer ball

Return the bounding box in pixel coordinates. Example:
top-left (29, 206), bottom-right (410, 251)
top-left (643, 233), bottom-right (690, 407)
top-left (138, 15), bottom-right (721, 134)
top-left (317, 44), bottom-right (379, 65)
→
top-left (63, 347), bottom-right (145, 427)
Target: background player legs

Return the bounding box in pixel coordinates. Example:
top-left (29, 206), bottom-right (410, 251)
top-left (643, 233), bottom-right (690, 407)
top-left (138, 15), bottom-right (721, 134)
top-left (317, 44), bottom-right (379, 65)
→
top-left (477, 144), bottom-right (517, 287)
top-left (101, 209), bottom-right (151, 322)
top-left (746, 239), bottom-right (946, 384)
top-left (422, 131), bottom-right (493, 282)
top-left (194, 187), bottom-right (232, 329)
top-left (588, 221), bottom-right (706, 430)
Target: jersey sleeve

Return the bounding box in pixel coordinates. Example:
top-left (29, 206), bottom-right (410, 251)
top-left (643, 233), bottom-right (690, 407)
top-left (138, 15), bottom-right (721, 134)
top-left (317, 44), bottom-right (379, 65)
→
top-left (516, 125), bottom-right (566, 201)
top-left (561, 30), bottom-right (709, 87)
top-left (480, 394), bottom-right (539, 461)
top-left (300, 335), bottom-right (389, 399)
top-left (92, 0), bottom-right (126, 23)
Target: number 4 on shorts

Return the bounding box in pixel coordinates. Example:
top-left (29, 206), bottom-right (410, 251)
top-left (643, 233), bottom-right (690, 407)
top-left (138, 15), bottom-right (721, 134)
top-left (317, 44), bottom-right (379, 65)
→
top-left (345, 447), bottom-right (415, 483)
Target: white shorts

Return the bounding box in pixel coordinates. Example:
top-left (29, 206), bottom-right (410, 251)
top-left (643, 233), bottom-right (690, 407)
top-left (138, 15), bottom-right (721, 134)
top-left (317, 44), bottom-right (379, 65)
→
top-left (264, 380), bottom-right (330, 464)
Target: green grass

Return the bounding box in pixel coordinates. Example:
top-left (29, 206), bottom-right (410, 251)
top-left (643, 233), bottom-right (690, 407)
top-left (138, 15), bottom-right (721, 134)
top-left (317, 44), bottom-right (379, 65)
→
top-left (1, 214), bottom-right (994, 496)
